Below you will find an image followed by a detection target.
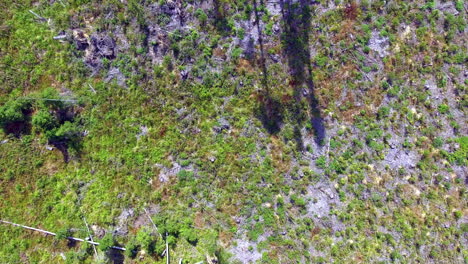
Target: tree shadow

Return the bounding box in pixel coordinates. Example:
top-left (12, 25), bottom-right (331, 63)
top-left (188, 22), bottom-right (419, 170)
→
top-left (213, 0), bottom-right (232, 34)
top-left (50, 140), bottom-right (71, 163)
top-left (253, 0), bottom-right (284, 134)
top-left (106, 248), bottom-right (124, 264)
top-left (4, 120), bottom-right (31, 137)
top-left (255, 93), bottom-right (283, 134)
top-left (2, 108), bottom-right (33, 137)
top-left (280, 0), bottom-right (326, 146)
top-left (66, 238), bottom-right (78, 248)
top-left (253, 0), bottom-right (325, 148)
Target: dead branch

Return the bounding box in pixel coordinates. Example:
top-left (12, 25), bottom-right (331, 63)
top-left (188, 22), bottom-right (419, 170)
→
top-left (82, 216), bottom-right (98, 256)
top-left (0, 220), bottom-right (126, 251)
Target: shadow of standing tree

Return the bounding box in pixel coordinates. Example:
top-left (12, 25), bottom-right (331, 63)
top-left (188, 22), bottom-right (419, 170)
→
top-left (255, 0), bottom-right (325, 147)
top-left (252, 0), bottom-right (285, 134)
top-left (280, 0), bottom-right (326, 147)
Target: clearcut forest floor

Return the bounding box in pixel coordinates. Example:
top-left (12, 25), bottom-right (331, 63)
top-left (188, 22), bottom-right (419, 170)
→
top-left (0, 0), bottom-right (467, 263)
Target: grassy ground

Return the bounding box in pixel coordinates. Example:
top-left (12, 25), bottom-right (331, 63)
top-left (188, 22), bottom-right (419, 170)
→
top-left (0, 0), bottom-right (467, 263)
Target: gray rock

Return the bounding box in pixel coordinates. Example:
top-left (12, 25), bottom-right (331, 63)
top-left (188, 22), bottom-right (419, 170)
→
top-left (105, 67), bottom-right (126, 87)
top-left (90, 34), bottom-right (116, 59)
top-left (213, 117), bottom-right (230, 133)
top-left (369, 31), bottom-right (389, 58)
top-left (242, 36), bottom-right (256, 61)
top-left (156, 162), bottom-right (181, 182)
top-left (180, 69), bottom-right (189, 80)
top-left (229, 236), bottom-right (265, 264)
top-left (160, 2), bottom-right (177, 16)
top-left (136, 126), bottom-right (149, 139)
top-left (73, 30), bottom-right (89, 50)
top-left (91, 225), bottom-right (105, 239)
top-left (270, 53), bottom-right (280, 63)
top-left (273, 24), bottom-right (280, 34)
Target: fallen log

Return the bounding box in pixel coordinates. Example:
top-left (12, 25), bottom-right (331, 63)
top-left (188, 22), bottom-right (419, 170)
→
top-left (0, 220), bottom-right (126, 251)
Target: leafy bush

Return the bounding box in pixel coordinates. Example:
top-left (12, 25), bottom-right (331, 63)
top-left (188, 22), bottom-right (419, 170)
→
top-left (55, 228), bottom-right (71, 240)
top-left (437, 104), bottom-right (449, 114)
top-left (231, 47), bottom-right (243, 60)
top-left (290, 194), bottom-right (307, 208)
top-left (38, 87), bottom-right (63, 109)
top-left (46, 121), bottom-right (80, 143)
top-left (195, 8), bottom-right (208, 25)
top-left (180, 227), bottom-right (198, 245)
top-left (432, 137), bottom-right (443, 148)
top-left (366, 128), bottom-right (383, 143)
top-left (0, 99), bottom-right (30, 128)
top-left (377, 106), bottom-right (390, 119)
top-left (455, 0), bottom-right (463, 11)
top-left (177, 169), bottom-right (194, 182)
top-left (32, 110), bottom-right (57, 132)
top-left (316, 156), bottom-right (326, 169)
top-left (315, 55), bottom-right (328, 67)
top-left (136, 229), bottom-right (156, 254)
top-left (98, 233), bottom-right (115, 251)
top-left (442, 136), bottom-right (467, 165)
top-left (125, 238), bottom-right (139, 258)
top-left (381, 81), bottom-right (390, 90)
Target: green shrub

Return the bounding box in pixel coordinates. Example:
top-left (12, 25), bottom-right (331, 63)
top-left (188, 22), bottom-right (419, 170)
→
top-left (455, 0), bottom-right (463, 11)
top-left (369, 141), bottom-right (385, 152)
top-left (387, 86), bottom-right (400, 97)
top-left (290, 194), bottom-right (306, 208)
top-left (377, 106), bottom-right (390, 119)
top-left (98, 233), bottom-right (115, 251)
top-left (454, 211), bottom-right (462, 220)
top-left (231, 47), bottom-right (243, 60)
top-left (38, 87), bottom-right (63, 109)
top-left (180, 227), bottom-right (198, 245)
top-left (329, 158), bottom-right (346, 174)
top-left (0, 99), bottom-right (30, 128)
top-left (438, 104), bottom-right (449, 114)
top-left (442, 136), bottom-right (467, 165)
top-left (32, 110), bottom-right (57, 132)
top-left (381, 81), bottom-right (390, 90)
top-left (177, 169), bottom-right (194, 182)
top-left (366, 128), bottom-right (383, 143)
top-left (390, 250), bottom-right (402, 261)
top-left (195, 8), bottom-right (208, 25)
top-left (55, 228), bottom-right (71, 240)
top-left (125, 238), bottom-right (139, 258)
top-left (315, 55), bottom-right (328, 67)
top-left (47, 121), bottom-right (79, 140)
top-left (136, 229), bottom-right (156, 254)
top-left (316, 156), bottom-right (326, 169)
top-left (432, 137), bottom-right (443, 148)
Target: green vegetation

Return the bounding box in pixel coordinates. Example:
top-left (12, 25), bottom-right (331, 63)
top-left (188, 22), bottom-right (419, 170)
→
top-left (0, 0), bottom-right (466, 263)
top-left (98, 233), bottom-right (116, 251)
